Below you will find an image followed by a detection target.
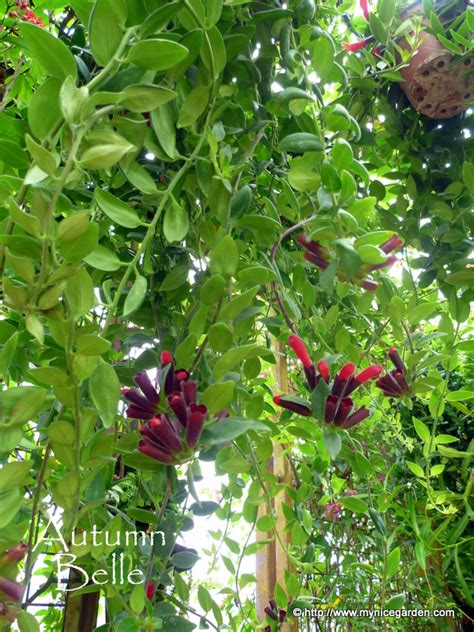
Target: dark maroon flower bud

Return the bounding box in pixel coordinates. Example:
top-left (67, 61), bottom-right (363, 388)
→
top-left (368, 255), bottom-right (398, 271)
top-left (304, 251), bottom-right (329, 271)
top-left (264, 607), bottom-right (278, 621)
top-left (317, 360), bottom-right (330, 381)
top-left (298, 234), bottom-right (329, 259)
top-left (161, 350), bottom-right (173, 366)
top-left (150, 415), bottom-right (182, 452)
top-left (332, 364), bottom-right (355, 397)
top-left (376, 376), bottom-right (402, 396)
top-left (288, 335), bottom-right (313, 369)
top-left (168, 394), bottom-right (188, 426)
top-left (264, 627), bottom-right (271, 632)
top-left (324, 395), bottom-right (338, 422)
top-left (181, 380), bottom-right (197, 405)
top-left (361, 279), bottom-right (378, 292)
top-left (393, 370), bottom-right (409, 393)
top-left (279, 609), bottom-right (286, 622)
top-left (355, 365), bottom-right (383, 385)
top-left (273, 395), bottom-right (312, 417)
top-left (0, 577), bottom-right (24, 602)
top-left (140, 425), bottom-right (169, 450)
top-left (388, 347), bottom-right (406, 374)
top-left (122, 388), bottom-right (156, 414)
top-left (2, 543), bottom-right (27, 563)
top-left (139, 440), bottom-right (174, 464)
top-left (380, 234), bottom-right (403, 254)
top-left (175, 369), bottom-right (189, 382)
top-left (125, 404), bottom-right (155, 420)
top-left (340, 407), bottom-right (370, 429)
top-left (186, 404), bottom-right (207, 448)
top-left (269, 599), bottom-right (277, 611)
top-left (334, 398), bottom-right (353, 426)
top-left (134, 372), bottom-right (160, 407)
top-left (304, 365), bottom-right (316, 390)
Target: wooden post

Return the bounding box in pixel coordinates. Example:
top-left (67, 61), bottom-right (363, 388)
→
top-left (256, 340), bottom-right (298, 631)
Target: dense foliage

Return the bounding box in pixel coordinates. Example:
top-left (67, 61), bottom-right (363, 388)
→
top-left (0, 0), bottom-right (472, 630)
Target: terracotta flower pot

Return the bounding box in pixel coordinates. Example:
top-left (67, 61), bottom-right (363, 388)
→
top-left (399, 2), bottom-right (473, 119)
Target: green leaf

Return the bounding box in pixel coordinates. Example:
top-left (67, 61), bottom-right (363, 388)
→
top-left (408, 302), bottom-right (438, 325)
top-left (76, 334), bottom-right (112, 355)
top-left (312, 37), bottom-right (334, 81)
top-left (310, 378), bottom-right (330, 421)
top-left (127, 39), bottom-right (189, 71)
top-left (323, 428), bottom-right (342, 459)
top-left (160, 266), bottom-right (189, 291)
top-left (66, 269), bottom-right (95, 317)
top-left (386, 546), bottom-right (401, 579)
top-left (30, 366), bottom-right (70, 386)
top-left (177, 86), bottom-right (210, 128)
top-left (200, 274), bottom-right (226, 305)
top-left (163, 203), bottom-right (189, 242)
top-left (170, 550), bottom-right (200, 570)
top-left (201, 416), bottom-right (270, 444)
top-left (89, 363), bottom-right (120, 426)
top-left (19, 23), bottom-right (77, 80)
top-left (462, 161), bottom-right (474, 192)
top-left (89, 0), bottom-right (123, 66)
top-left (446, 389), bottom-right (474, 401)
top-left (151, 102), bottom-right (177, 159)
top-left (378, 0), bottom-right (396, 23)
top-left (357, 244), bottom-right (387, 265)
top-left (278, 133), bottom-right (324, 153)
top-left (141, 2), bottom-right (182, 36)
top-left (120, 84), bottom-right (177, 113)
top-left (0, 461), bottom-right (31, 492)
top-left (201, 382), bottom-right (235, 414)
top-left (339, 497), bottom-right (369, 514)
top-left (79, 140), bottom-right (135, 170)
top-left (28, 78), bottom-right (63, 140)
top-left (415, 540), bottom-right (426, 571)
top-left (17, 611), bottom-right (40, 632)
top-left (0, 489), bottom-right (22, 528)
top-left (209, 235), bottom-right (239, 277)
top-left (413, 417), bottom-right (430, 442)
top-left (95, 189), bottom-right (144, 228)
top-left (406, 461), bottom-right (425, 477)
top-left (123, 274), bottom-right (147, 316)
top-left (84, 246), bottom-right (124, 271)
top-left (213, 344), bottom-right (267, 378)
top-left (369, 12), bottom-right (387, 43)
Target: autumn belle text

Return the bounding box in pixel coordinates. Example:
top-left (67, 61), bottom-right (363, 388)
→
top-left (33, 523), bottom-right (165, 591)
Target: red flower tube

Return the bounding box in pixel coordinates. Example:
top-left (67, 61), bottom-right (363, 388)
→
top-left (343, 38), bottom-right (371, 52)
top-left (304, 251), bottom-right (330, 271)
top-left (160, 350), bottom-right (173, 366)
top-left (380, 234), bottom-right (403, 254)
top-left (341, 406), bottom-right (370, 429)
top-left (139, 440), bottom-right (174, 464)
top-left (288, 335), bottom-right (313, 369)
top-left (186, 404), bottom-right (207, 448)
top-left (355, 365), bottom-right (383, 385)
top-left (317, 360), bottom-right (330, 381)
top-left (334, 398), bottom-right (353, 426)
top-left (388, 347), bottom-right (406, 374)
top-left (324, 395), bottom-right (338, 423)
top-left (360, 0), bottom-right (369, 20)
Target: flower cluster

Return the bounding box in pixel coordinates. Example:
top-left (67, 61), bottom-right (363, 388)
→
top-left (273, 336), bottom-right (382, 430)
top-left (264, 598), bottom-right (286, 631)
top-left (9, 1), bottom-right (44, 26)
top-left (376, 347), bottom-right (410, 398)
top-left (324, 501), bottom-right (343, 522)
top-left (0, 543), bottom-right (27, 622)
top-left (122, 352), bottom-right (207, 465)
top-left (297, 233), bottom-right (402, 292)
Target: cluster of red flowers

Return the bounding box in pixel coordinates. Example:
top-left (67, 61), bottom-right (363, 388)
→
top-left (264, 598), bottom-right (286, 630)
top-left (0, 543), bottom-right (26, 622)
top-left (324, 501), bottom-right (343, 522)
top-left (273, 336), bottom-right (382, 430)
top-left (297, 233), bottom-right (403, 292)
top-left (376, 347), bottom-right (410, 398)
top-left (122, 352), bottom-right (208, 465)
top-left (9, 1), bottom-right (44, 26)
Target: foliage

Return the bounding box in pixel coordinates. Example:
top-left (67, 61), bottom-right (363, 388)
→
top-left (0, 0), bottom-right (472, 630)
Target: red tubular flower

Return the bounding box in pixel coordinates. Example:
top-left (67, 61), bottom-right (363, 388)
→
top-left (380, 234), bottom-right (403, 254)
top-left (122, 387), bottom-right (158, 420)
top-left (341, 407), bottom-right (370, 429)
top-left (0, 577), bottom-right (24, 602)
top-left (160, 350), bottom-right (173, 366)
top-left (288, 335), bottom-right (313, 369)
top-left (186, 404), bottom-right (207, 448)
top-left (343, 38), bottom-right (371, 52)
top-left (368, 255), bottom-right (398, 271)
top-left (334, 398), bottom-right (353, 426)
top-left (273, 395), bottom-right (312, 417)
top-left (355, 365), bottom-right (383, 385)
top-left (324, 501), bottom-right (343, 521)
top-left (304, 365), bottom-right (317, 390)
top-left (317, 360), bottom-right (330, 381)
top-left (149, 415), bottom-right (183, 452)
top-left (393, 370), bottom-right (409, 392)
top-left (388, 347), bottom-right (406, 374)
top-left (2, 543), bottom-right (27, 564)
top-left (361, 279), bottom-right (379, 292)
top-left (146, 581), bottom-right (155, 600)
top-left (332, 364), bottom-right (355, 397)
top-left (360, 0), bottom-right (369, 19)
top-left (264, 607), bottom-right (278, 621)
top-left (339, 363), bottom-right (356, 381)
top-left (304, 251), bottom-right (329, 271)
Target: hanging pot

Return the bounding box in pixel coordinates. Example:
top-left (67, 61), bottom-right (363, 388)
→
top-left (398, 1), bottom-right (473, 119)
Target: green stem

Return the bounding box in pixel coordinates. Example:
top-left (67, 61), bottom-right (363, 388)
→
top-left (87, 27), bottom-right (139, 92)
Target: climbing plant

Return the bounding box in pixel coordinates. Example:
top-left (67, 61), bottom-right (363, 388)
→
top-left (0, 0), bottom-right (472, 630)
